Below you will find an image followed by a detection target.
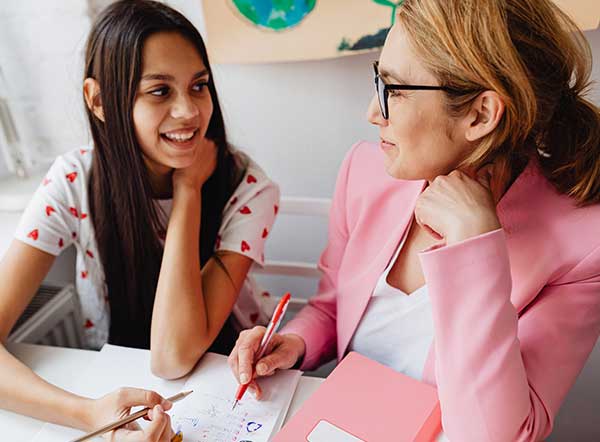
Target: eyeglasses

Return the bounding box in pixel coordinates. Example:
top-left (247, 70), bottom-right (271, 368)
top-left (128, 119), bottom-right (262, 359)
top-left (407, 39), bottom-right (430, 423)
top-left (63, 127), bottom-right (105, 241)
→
top-left (373, 61), bottom-right (452, 119)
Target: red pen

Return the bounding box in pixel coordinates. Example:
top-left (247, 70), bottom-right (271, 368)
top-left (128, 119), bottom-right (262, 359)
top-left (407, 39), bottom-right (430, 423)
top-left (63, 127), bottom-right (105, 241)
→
top-left (232, 292), bottom-right (292, 410)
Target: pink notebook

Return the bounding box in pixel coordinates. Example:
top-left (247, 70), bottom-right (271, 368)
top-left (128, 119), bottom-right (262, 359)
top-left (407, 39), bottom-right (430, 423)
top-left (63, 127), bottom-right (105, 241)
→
top-left (274, 352), bottom-right (441, 442)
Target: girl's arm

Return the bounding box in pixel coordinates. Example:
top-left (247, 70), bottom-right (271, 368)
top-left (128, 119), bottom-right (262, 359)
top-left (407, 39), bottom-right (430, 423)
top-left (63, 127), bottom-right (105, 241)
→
top-left (150, 184), bottom-right (253, 379)
top-left (0, 240), bottom-right (93, 428)
top-left (151, 140), bottom-right (257, 379)
top-left (0, 242), bottom-right (177, 437)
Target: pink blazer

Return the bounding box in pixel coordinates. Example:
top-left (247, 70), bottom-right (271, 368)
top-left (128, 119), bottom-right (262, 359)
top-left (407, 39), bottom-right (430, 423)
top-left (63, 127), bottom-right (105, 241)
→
top-left (282, 141), bottom-right (600, 441)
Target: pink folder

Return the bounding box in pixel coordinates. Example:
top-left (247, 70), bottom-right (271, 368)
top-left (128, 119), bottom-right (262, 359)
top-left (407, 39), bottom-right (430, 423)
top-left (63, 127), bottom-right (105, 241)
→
top-left (274, 352), bottom-right (441, 442)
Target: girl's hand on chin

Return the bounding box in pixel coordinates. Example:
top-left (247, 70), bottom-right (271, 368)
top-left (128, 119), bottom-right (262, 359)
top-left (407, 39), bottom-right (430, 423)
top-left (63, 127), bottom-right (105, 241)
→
top-left (414, 167), bottom-right (501, 246)
top-left (172, 138), bottom-right (217, 192)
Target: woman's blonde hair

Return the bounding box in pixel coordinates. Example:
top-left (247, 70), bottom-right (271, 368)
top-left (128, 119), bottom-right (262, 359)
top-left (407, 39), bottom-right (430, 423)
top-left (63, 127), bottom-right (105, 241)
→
top-left (398, 0), bottom-right (600, 205)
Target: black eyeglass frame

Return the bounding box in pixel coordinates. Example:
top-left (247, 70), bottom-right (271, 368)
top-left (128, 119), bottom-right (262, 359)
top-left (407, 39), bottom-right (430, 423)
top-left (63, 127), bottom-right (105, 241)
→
top-left (373, 61), bottom-right (453, 119)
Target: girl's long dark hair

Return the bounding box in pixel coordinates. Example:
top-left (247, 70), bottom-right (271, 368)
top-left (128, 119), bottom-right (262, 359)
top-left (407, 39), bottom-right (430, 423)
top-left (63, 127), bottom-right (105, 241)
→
top-left (84, 0), bottom-right (242, 348)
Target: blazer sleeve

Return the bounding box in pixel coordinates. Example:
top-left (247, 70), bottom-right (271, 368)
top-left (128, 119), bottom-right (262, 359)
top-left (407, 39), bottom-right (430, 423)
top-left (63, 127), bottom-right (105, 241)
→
top-left (419, 229), bottom-right (600, 442)
top-left (280, 144), bottom-right (357, 370)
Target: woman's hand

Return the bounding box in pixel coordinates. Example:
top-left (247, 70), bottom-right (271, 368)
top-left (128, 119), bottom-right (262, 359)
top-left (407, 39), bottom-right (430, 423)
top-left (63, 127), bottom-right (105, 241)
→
top-left (415, 169), bottom-right (501, 246)
top-left (87, 387), bottom-right (175, 442)
top-left (228, 327), bottom-right (306, 399)
top-left (172, 137), bottom-right (217, 192)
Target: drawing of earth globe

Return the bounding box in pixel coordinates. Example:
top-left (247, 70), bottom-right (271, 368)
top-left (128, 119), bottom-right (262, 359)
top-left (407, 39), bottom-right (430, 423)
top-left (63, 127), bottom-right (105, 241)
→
top-left (230, 0), bottom-right (316, 31)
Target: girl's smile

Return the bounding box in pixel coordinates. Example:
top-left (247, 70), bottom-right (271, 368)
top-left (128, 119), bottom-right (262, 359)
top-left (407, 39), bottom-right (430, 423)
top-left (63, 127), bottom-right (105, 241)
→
top-left (160, 127), bottom-right (200, 151)
top-left (134, 31), bottom-right (214, 175)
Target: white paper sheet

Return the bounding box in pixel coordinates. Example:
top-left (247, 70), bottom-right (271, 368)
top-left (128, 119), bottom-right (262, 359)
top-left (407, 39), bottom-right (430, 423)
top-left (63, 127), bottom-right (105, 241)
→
top-left (31, 345), bottom-right (300, 442)
top-left (171, 353), bottom-right (301, 442)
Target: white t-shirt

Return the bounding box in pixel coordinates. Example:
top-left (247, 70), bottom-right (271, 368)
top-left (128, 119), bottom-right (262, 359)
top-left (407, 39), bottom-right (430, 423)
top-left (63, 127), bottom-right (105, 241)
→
top-left (348, 228), bottom-right (434, 381)
top-left (15, 147), bottom-right (280, 349)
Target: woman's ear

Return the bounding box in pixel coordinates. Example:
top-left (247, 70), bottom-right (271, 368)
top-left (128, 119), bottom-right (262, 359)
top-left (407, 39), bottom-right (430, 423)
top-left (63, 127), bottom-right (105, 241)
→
top-left (83, 78), bottom-right (105, 122)
top-left (464, 91), bottom-right (505, 142)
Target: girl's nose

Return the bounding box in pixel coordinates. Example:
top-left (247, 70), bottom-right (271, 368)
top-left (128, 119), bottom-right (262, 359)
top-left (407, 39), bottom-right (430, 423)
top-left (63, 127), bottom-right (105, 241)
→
top-left (170, 93), bottom-right (200, 120)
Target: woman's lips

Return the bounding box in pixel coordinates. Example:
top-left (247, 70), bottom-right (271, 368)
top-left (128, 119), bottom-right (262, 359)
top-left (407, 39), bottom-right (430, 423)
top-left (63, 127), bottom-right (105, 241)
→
top-left (380, 138), bottom-right (396, 150)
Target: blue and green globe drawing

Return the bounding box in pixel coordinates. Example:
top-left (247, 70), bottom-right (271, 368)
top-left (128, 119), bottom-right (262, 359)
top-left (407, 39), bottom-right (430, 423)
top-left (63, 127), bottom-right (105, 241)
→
top-left (230, 0), bottom-right (317, 31)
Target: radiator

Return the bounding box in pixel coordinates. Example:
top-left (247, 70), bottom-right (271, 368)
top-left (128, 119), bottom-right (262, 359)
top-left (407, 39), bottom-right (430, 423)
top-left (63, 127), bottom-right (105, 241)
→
top-left (8, 284), bottom-right (85, 348)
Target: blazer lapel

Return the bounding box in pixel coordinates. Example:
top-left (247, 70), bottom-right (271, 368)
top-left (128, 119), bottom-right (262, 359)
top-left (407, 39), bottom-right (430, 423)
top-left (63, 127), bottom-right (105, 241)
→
top-left (337, 179), bottom-right (426, 361)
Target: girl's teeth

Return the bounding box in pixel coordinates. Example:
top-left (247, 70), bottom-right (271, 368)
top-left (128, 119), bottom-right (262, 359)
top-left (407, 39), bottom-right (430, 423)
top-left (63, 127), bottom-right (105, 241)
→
top-left (164, 131), bottom-right (195, 142)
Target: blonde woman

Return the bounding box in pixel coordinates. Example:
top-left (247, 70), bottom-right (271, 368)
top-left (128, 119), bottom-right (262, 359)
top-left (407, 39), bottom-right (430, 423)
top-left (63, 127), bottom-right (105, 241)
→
top-left (229, 0), bottom-right (600, 440)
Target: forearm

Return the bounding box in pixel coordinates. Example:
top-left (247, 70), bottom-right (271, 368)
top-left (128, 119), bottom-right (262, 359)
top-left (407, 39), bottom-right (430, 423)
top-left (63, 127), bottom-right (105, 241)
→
top-left (0, 344), bottom-right (93, 430)
top-left (281, 283), bottom-right (338, 371)
top-left (151, 187), bottom-right (210, 378)
top-left (420, 230), bottom-right (539, 441)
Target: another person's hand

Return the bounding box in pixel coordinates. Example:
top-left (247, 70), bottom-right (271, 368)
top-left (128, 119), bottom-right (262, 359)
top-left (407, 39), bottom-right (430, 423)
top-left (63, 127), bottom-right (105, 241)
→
top-left (228, 327), bottom-right (306, 399)
top-left (415, 168), bottom-right (500, 245)
top-left (87, 387), bottom-right (175, 442)
top-left (172, 137), bottom-right (217, 192)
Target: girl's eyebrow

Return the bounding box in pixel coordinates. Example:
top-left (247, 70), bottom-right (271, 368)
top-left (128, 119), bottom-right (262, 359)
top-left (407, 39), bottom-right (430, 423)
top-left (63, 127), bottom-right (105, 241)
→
top-left (141, 69), bottom-right (209, 81)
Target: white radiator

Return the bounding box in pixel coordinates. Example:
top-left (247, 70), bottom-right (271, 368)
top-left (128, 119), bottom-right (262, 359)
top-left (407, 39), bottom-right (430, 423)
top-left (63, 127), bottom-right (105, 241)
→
top-left (8, 284), bottom-right (85, 348)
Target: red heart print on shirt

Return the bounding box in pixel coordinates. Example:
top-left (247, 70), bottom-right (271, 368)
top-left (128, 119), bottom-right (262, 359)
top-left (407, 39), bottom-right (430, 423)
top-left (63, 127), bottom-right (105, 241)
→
top-left (240, 206), bottom-right (252, 215)
top-left (241, 241), bottom-right (251, 252)
top-left (230, 196), bottom-right (238, 205)
top-left (58, 238), bottom-right (64, 248)
top-left (27, 229), bottom-right (39, 241)
top-left (86, 250), bottom-right (94, 258)
top-left (84, 319), bottom-right (94, 328)
top-left (66, 172), bottom-right (78, 183)
top-left (45, 205), bottom-right (55, 216)
top-left (250, 312), bottom-right (259, 323)
top-left (68, 208), bottom-right (87, 219)
top-left (246, 174), bottom-right (257, 184)
top-left (42, 177), bottom-right (51, 186)
top-left (262, 228), bottom-right (268, 238)
top-left (80, 149), bottom-right (89, 155)
top-left (81, 271), bottom-right (88, 279)
top-left (72, 232), bottom-right (77, 239)
top-left (274, 204), bottom-right (279, 215)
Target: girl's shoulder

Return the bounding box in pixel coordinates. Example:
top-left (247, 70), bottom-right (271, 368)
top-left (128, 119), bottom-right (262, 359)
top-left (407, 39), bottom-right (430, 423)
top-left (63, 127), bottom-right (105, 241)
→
top-left (217, 151), bottom-right (280, 264)
top-left (232, 150), bottom-right (274, 182)
top-left (221, 150), bottom-right (280, 223)
top-left (230, 150), bottom-right (280, 198)
top-left (44, 146), bottom-right (94, 187)
top-left (15, 146), bottom-right (95, 256)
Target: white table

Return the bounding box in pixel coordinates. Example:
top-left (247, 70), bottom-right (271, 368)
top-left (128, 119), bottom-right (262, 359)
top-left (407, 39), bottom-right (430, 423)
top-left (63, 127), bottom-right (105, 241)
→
top-left (1, 343), bottom-right (324, 442)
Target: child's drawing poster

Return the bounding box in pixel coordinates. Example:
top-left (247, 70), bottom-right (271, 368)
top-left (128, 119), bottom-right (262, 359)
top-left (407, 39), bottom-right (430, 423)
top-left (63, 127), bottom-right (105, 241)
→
top-left (201, 0), bottom-right (599, 64)
top-left (202, 0), bottom-right (402, 63)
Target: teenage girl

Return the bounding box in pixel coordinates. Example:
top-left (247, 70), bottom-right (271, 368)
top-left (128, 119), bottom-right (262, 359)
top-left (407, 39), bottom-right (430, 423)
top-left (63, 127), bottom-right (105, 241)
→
top-left (0, 1), bottom-right (278, 439)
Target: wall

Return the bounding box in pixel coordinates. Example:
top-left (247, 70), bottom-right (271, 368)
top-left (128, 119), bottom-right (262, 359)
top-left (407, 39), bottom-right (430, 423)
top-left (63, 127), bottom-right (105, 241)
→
top-left (0, 1), bottom-right (91, 174)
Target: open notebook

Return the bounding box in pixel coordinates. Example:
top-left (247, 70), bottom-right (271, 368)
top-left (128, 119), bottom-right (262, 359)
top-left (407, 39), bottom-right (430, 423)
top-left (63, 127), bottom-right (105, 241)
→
top-left (31, 344), bottom-right (301, 442)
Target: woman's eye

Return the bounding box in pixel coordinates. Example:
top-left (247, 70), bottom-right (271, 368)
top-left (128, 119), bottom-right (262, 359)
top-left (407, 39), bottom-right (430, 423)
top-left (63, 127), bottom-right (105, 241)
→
top-left (389, 89), bottom-right (405, 98)
top-left (192, 82), bottom-right (209, 92)
top-left (149, 87), bottom-right (169, 97)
